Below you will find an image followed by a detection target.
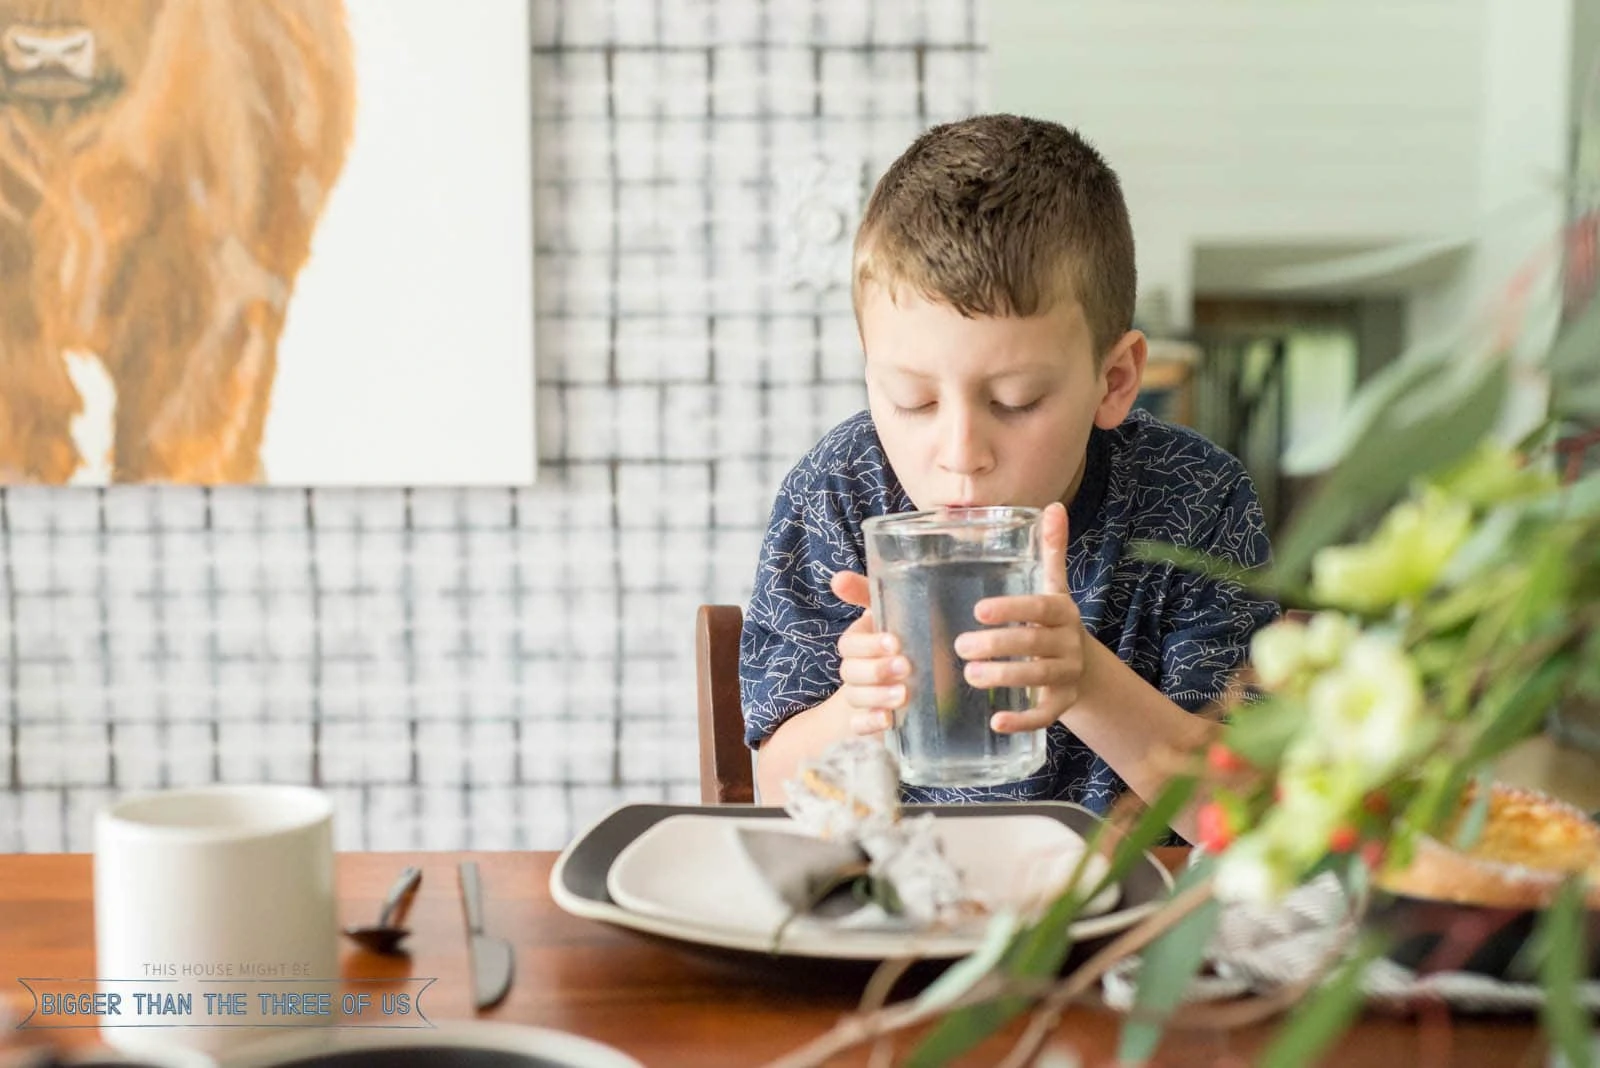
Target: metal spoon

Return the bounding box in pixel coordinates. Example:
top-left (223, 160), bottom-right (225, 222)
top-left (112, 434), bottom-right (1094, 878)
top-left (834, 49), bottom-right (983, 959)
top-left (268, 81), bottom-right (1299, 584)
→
top-left (343, 865), bottom-right (423, 955)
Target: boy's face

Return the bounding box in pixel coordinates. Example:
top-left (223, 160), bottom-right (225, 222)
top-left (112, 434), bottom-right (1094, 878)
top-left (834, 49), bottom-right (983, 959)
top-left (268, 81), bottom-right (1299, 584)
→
top-left (859, 283), bottom-right (1144, 512)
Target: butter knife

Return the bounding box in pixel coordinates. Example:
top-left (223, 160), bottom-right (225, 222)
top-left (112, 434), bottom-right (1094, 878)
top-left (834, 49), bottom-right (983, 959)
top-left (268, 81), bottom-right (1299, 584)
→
top-left (458, 861), bottom-right (514, 1010)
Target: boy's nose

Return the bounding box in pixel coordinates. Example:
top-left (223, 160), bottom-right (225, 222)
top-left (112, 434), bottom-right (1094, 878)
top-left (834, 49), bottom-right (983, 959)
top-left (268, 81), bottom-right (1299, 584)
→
top-left (935, 406), bottom-right (995, 476)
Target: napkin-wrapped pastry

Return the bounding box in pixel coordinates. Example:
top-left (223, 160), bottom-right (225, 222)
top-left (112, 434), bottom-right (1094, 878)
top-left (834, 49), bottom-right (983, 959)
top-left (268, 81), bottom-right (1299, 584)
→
top-left (782, 736), bottom-right (901, 842)
top-left (739, 738), bottom-right (987, 929)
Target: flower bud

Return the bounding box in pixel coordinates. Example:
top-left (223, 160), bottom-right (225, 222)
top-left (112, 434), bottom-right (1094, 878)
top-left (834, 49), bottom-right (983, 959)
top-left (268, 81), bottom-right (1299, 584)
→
top-left (1328, 825), bottom-right (1360, 853)
top-left (1207, 742), bottom-right (1248, 775)
top-left (1196, 801), bottom-right (1235, 853)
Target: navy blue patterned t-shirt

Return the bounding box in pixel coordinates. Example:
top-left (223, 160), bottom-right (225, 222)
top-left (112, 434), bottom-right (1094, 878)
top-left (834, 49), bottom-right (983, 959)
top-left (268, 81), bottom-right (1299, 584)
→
top-left (740, 407), bottom-right (1280, 813)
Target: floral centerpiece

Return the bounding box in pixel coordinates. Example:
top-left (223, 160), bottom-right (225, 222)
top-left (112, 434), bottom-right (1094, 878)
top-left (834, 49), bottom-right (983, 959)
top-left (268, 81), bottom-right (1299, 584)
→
top-left (764, 131), bottom-right (1600, 1068)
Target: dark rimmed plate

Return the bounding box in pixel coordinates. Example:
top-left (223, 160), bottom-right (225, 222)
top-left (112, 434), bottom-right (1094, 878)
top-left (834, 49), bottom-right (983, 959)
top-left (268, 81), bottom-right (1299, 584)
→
top-left (549, 801), bottom-right (1173, 968)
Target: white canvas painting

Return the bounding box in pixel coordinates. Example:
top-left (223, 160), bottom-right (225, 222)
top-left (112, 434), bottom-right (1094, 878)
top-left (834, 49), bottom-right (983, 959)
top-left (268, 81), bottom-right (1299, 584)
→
top-left (0, 0), bottom-right (537, 486)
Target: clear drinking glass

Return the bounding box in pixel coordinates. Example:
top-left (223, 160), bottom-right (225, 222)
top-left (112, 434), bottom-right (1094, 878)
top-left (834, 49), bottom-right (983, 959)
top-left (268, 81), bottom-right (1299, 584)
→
top-left (862, 506), bottom-right (1049, 787)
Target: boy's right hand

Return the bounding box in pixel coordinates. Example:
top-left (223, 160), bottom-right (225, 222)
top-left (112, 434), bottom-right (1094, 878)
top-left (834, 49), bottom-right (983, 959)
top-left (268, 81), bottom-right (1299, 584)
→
top-left (830, 570), bottom-right (910, 736)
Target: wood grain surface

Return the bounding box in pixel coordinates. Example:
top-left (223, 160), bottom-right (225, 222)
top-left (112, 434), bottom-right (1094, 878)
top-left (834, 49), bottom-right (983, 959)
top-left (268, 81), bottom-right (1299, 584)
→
top-left (0, 851), bottom-right (1546, 1067)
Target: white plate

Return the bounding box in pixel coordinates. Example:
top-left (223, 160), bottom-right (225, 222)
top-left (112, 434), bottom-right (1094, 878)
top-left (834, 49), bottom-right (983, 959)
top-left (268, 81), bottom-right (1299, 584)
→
top-left (555, 807), bottom-right (1163, 961)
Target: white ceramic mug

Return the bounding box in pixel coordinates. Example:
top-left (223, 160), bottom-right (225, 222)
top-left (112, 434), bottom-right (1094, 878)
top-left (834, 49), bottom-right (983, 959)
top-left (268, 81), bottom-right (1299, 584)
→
top-left (93, 785), bottom-right (338, 1056)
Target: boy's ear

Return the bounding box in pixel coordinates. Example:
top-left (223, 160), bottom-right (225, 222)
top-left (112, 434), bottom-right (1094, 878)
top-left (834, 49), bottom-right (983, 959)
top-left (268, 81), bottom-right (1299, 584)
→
top-left (1094, 330), bottom-right (1148, 429)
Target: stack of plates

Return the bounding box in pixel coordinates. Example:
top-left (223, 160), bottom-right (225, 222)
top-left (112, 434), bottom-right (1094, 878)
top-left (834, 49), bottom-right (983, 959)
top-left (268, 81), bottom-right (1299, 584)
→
top-left (549, 802), bottom-right (1174, 962)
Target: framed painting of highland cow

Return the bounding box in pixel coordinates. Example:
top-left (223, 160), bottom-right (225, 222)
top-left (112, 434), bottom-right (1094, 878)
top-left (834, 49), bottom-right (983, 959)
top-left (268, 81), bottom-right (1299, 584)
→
top-left (0, 0), bottom-right (536, 485)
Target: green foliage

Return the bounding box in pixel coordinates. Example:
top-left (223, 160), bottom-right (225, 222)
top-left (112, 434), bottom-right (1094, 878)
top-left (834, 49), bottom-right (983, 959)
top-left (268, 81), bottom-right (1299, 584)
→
top-left (905, 776), bottom-right (1196, 1067)
top-left (868, 156), bottom-right (1600, 1068)
top-left (1534, 879), bottom-right (1595, 1068)
top-left (1116, 856), bottom-right (1222, 1065)
top-left (1257, 935), bottom-right (1388, 1068)
top-left (1273, 356), bottom-right (1508, 584)
top-left (1219, 696), bottom-right (1308, 768)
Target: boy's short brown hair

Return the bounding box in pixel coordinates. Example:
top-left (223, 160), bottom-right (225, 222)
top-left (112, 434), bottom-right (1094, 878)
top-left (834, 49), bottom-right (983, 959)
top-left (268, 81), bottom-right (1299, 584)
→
top-left (853, 114), bottom-right (1136, 359)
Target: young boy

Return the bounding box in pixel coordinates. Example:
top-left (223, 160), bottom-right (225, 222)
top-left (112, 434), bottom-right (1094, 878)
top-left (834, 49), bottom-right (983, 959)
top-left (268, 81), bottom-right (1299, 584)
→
top-left (739, 114), bottom-right (1278, 841)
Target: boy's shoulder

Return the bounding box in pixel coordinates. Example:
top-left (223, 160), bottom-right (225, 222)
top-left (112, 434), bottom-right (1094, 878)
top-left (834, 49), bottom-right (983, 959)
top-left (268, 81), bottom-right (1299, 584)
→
top-left (1107, 408), bottom-right (1248, 485)
top-left (1096, 409), bottom-right (1260, 547)
top-left (782, 409), bottom-right (888, 493)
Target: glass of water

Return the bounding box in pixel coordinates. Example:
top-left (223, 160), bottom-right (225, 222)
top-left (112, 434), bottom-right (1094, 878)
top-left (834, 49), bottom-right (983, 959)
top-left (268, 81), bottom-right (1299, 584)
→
top-left (862, 506), bottom-right (1049, 787)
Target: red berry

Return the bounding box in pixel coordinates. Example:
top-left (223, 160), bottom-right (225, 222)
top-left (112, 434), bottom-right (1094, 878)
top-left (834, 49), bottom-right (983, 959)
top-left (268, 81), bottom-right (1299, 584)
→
top-left (1362, 791), bottom-right (1390, 816)
top-left (1207, 743), bottom-right (1247, 775)
top-left (1328, 825), bottom-right (1359, 853)
top-left (1360, 841), bottom-right (1387, 869)
top-left (1197, 802), bottom-right (1234, 852)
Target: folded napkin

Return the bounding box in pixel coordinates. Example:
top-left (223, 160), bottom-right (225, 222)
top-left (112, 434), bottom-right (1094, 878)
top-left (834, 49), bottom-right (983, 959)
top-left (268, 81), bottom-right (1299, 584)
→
top-left (736, 738), bottom-right (988, 930)
top-left (1101, 871), bottom-right (1600, 1014)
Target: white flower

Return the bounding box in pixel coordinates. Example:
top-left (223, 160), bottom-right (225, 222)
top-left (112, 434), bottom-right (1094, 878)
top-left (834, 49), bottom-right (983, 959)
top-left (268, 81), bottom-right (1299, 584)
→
top-left (1303, 612), bottom-right (1359, 667)
top-left (1250, 620), bottom-right (1308, 691)
top-left (1250, 612), bottom-right (1362, 693)
top-left (1303, 635), bottom-right (1425, 777)
top-left (1272, 753), bottom-right (1364, 850)
top-left (1213, 834), bottom-right (1294, 905)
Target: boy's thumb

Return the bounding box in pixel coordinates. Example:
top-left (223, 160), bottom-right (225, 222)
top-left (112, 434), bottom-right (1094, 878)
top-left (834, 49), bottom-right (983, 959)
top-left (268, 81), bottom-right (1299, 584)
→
top-left (830, 569), bottom-right (872, 608)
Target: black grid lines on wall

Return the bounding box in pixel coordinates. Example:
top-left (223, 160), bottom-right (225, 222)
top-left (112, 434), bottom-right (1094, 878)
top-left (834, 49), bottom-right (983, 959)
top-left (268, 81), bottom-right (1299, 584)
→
top-left (0, 0), bottom-right (986, 853)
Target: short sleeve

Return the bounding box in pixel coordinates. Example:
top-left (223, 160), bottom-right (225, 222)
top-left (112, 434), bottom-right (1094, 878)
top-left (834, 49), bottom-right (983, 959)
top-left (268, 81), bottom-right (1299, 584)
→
top-left (1159, 466), bottom-right (1280, 712)
top-left (739, 473), bottom-right (867, 748)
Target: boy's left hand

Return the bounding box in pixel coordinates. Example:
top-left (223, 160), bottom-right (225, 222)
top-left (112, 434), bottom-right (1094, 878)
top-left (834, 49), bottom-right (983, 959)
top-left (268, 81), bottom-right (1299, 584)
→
top-left (953, 501), bottom-right (1086, 733)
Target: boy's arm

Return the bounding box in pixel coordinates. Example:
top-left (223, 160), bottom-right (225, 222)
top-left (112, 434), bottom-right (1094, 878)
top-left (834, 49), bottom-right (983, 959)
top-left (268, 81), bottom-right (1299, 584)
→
top-left (1061, 643), bottom-right (1220, 842)
top-left (966, 478), bottom-right (1274, 841)
top-left (1063, 465), bottom-right (1276, 841)
top-left (756, 572), bottom-right (911, 802)
top-left (755, 688), bottom-right (855, 802)
top-left (742, 465), bottom-right (884, 800)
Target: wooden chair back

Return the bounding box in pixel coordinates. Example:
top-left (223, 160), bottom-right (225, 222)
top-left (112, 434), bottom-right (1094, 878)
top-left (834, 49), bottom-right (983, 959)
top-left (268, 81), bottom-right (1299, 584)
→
top-left (695, 604), bottom-right (755, 804)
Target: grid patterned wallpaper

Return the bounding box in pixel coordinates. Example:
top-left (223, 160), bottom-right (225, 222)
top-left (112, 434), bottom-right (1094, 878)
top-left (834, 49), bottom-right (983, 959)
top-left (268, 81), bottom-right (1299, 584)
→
top-left (0, 0), bottom-right (986, 852)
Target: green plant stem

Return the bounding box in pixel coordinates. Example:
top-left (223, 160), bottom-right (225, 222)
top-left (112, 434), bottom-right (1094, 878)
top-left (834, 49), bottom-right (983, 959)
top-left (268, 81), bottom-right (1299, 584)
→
top-left (757, 971), bottom-right (1037, 1068)
top-left (995, 876), bottom-right (1218, 1068)
top-left (859, 956), bottom-right (917, 1016)
top-left (861, 955), bottom-right (917, 1068)
top-left (759, 878), bottom-right (1217, 1068)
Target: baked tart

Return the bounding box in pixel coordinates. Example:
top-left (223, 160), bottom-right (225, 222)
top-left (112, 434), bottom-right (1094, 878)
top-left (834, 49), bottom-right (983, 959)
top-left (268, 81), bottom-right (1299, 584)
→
top-left (1377, 783), bottom-right (1600, 909)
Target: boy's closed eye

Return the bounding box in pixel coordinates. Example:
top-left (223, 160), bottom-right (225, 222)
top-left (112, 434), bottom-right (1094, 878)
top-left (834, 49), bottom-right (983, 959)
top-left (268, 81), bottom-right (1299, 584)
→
top-left (991, 397), bottom-right (1042, 416)
top-left (889, 398), bottom-right (1044, 417)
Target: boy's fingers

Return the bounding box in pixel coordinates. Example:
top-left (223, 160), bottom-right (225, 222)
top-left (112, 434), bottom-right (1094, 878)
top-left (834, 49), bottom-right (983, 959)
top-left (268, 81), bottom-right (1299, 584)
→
top-left (972, 593), bottom-right (1079, 628)
top-left (830, 569), bottom-right (872, 608)
top-left (955, 625), bottom-right (1063, 661)
top-left (839, 655), bottom-right (909, 686)
top-left (844, 685), bottom-right (907, 711)
top-left (839, 622), bottom-right (898, 657)
top-left (1042, 501), bottom-right (1069, 596)
top-left (840, 607), bottom-right (878, 637)
top-left (850, 710), bottom-right (895, 735)
top-left (964, 657), bottom-right (1072, 689)
top-left (990, 708), bottom-right (1064, 734)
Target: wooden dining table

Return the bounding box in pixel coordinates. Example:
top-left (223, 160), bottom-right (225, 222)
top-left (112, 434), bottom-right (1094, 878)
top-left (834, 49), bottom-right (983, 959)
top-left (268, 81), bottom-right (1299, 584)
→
top-left (0, 849), bottom-right (1551, 1067)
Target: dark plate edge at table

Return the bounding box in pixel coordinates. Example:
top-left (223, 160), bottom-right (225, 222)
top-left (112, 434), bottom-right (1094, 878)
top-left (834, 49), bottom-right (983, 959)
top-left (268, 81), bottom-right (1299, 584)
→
top-left (548, 801), bottom-right (1175, 962)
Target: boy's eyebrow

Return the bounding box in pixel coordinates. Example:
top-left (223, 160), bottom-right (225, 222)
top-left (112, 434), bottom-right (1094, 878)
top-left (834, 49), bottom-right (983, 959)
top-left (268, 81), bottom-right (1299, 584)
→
top-left (873, 365), bottom-right (1059, 382)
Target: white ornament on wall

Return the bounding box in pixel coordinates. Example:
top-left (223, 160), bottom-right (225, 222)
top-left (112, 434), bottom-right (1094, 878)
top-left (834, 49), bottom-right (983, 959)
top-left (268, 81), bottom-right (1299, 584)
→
top-left (776, 156), bottom-right (866, 294)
